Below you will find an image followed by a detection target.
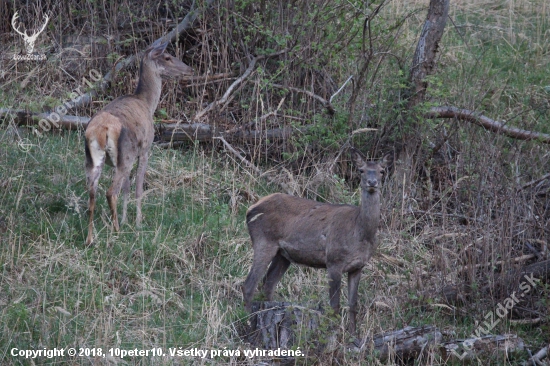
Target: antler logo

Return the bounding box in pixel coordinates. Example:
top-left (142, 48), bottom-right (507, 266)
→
top-left (12, 11), bottom-right (49, 54)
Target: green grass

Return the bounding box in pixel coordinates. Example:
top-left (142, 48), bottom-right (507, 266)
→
top-left (0, 129), bottom-right (259, 365)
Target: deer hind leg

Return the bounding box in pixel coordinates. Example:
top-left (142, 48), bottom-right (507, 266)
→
top-left (107, 168), bottom-right (129, 232)
top-left (106, 162), bottom-right (132, 232)
top-left (242, 238), bottom-right (279, 312)
top-left (120, 176), bottom-right (131, 225)
top-left (262, 252), bottom-right (290, 301)
top-left (85, 140), bottom-right (105, 246)
top-left (106, 127), bottom-right (136, 231)
top-left (134, 153), bottom-right (149, 228)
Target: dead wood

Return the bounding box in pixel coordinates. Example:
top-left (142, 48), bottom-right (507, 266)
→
top-left (1, 108), bottom-right (89, 130)
top-left (1, 107), bottom-right (297, 143)
top-left (156, 122), bottom-right (294, 143)
top-left (367, 325), bottom-right (442, 362)
top-left (271, 83), bottom-right (335, 115)
top-left (214, 136), bottom-right (293, 195)
top-left (244, 302), bottom-right (442, 362)
top-left (529, 344), bottom-right (549, 365)
top-left (193, 49), bottom-right (289, 122)
top-left (427, 106), bottom-right (550, 144)
top-left (441, 334), bottom-right (524, 361)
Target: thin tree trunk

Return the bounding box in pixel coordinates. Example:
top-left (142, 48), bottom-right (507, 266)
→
top-left (395, 0), bottom-right (450, 208)
top-left (408, 0), bottom-right (450, 108)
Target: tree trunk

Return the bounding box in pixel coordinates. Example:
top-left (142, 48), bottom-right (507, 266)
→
top-left (408, 0), bottom-right (450, 108)
top-left (394, 0), bottom-right (450, 211)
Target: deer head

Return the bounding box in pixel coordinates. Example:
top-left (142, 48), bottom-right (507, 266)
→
top-left (12, 12), bottom-right (50, 54)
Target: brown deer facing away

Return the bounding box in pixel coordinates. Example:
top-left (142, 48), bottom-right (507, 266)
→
top-left (85, 41), bottom-right (194, 246)
top-left (243, 149), bottom-right (391, 336)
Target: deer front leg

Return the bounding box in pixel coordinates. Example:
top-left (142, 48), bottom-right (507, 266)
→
top-left (347, 268), bottom-right (362, 336)
top-left (327, 267), bottom-right (342, 316)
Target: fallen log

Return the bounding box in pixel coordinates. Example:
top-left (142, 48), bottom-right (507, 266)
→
top-left (367, 325), bottom-right (442, 362)
top-left (244, 301), bottom-right (442, 362)
top-left (440, 334), bottom-right (524, 361)
top-left (529, 344), bottom-right (548, 365)
top-left (1, 108), bottom-right (296, 143)
top-left (156, 122), bottom-right (294, 143)
top-left (0, 108), bottom-right (89, 131)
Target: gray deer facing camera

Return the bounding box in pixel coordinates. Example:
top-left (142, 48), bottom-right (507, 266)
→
top-left (243, 148), bottom-right (391, 336)
top-left (84, 41), bottom-right (194, 246)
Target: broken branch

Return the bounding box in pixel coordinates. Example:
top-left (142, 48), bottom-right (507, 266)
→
top-left (427, 106), bottom-right (550, 144)
top-left (272, 83), bottom-right (335, 115)
top-left (214, 136), bottom-right (293, 194)
top-left (194, 49), bottom-right (288, 121)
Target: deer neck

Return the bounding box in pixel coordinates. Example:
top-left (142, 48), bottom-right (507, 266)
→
top-left (359, 190), bottom-right (381, 239)
top-left (134, 60), bottom-right (162, 116)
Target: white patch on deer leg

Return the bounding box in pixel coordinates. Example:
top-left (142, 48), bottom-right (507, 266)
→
top-left (105, 137), bottom-right (118, 166)
top-left (89, 140), bottom-right (105, 168)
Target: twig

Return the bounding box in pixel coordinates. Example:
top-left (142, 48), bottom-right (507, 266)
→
top-left (194, 49), bottom-right (288, 122)
top-left (185, 72), bottom-right (235, 87)
top-left (454, 254), bottom-right (536, 273)
top-left (509, 318), bottom-right (541, 325)
top-left (330, 75), bottom-right (353, 103)
top-left (529, 345), bottom-right (548, 365)
top-left (271, 83), bottom-right (335, 115)
top-left (409, 210), bottom-right (484, 224)
top-left (224, 96), bottom-right (286, 134)
top-left (519, 172), bottom-right (550, 192)
top-left (352, 127), bottom-right (378, 135)
top-left (214, 135), bottom-right (292, 195)
top-left (427, 106), bottom-right (550, 144)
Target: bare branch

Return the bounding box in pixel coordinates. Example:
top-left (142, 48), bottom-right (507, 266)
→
top-left (330, 75), bottom-right (353, 103)
top-left (271, 83), bottom-right (335, 115)
top-left (214, 136), bottom-right (293, 194)
top-left (194, 49), bottom-right (289, 121)
top-left (519, 173), bottom-right (550, 191)
top-left (427, 106), bottom-right (550, 144)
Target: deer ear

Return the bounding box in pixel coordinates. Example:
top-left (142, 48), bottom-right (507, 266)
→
top-left (350, 147), bottom-right (366, 168)
top-left (380, 154), bottom-right (393, 168)
top-left (147, 41), bottom-right (168, 58)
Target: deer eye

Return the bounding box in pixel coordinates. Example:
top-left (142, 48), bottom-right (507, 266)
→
top-left (165, 56), bottom-right (171, 61)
